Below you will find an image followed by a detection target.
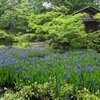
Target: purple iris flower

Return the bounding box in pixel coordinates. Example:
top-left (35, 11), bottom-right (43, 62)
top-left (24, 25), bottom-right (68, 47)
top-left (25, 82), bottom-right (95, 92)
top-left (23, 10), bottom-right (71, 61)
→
top-left (22, 66), bottom-right (28, 70)
top-left (11, 59), bottom-right (16, 64)
top-left (58, 60), bottom-right (61, 63)
top-left (75, 85), bottom-right (79, 89)
top-left (44, 70), bottom-right (47, 74)
top-left (67, 73), bottom-right (71, 78)
top-left (64, 72), bottom-right (67, 75)
top-left (47, 62), bottom-right (51, 65)
top-left (48, 71), bottom-right (50, 75)
top-left (91, 79), bottom-right (95, 83)
top-left (88, 68), bottom-right (93, 73)
top-left (65, 64), bottom-right (71, 70)
top-left (40, 58), bottom-right (44, 61)
top-left (16, 70), bottom-right (22, 74)
top-left (65, 52), bottom-right (68, 55)
top-left (0, 49), bottom-right (4, 54)
top-left (0, 56), bottom-right (2, 59)
top-left (30, 65), bottom-right (33, 68)
top-left (44, 56), bottom-right (50, 60)
top-left (74, 66), bottom-right (80, 73)
top-left (4, 63), bottom-right (8, 66)
top-left (23, 75), bottom-right (30, 79)
top-left (78, 71), bottom-right (82, 76)
top-left (38, 69), bottom-right (40, 72)
top-left (94, 85), bottom-right (99, 89)
top-left (56, 83), bottom-right (60, 88)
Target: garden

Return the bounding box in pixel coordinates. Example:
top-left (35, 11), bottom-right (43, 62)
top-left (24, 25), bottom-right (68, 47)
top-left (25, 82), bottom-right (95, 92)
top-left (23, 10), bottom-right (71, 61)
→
top-left (0, 48), bottom-right (100, 100)
top-left (0, 1), bottom-right (100, 99)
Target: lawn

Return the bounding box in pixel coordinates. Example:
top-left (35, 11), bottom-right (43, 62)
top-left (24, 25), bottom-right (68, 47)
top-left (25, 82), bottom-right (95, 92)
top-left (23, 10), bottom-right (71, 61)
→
top-left (0, 48), bottom-right (100, 100)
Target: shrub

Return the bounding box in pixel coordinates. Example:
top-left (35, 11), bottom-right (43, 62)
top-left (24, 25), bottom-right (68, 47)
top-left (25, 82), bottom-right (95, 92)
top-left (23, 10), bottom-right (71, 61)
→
top-left (0, 45), bottom-right (6, 49)
top-left (13, 42), bottom-right (31, 48)
top-left (86, 31), bottom-right (100, 52)
top-left (14, 33), bottom-right (36, 42)
top-left (46, 13), bottom-right (87, 50)
top-left (20, 34), bottom-right (36, 42)
top-left (0, 29), bottom-right (14, 43)
top-left (14, 33), bottom-right (46, 42)
top-left (75, 88), bottom-right (100, 100)
top-left (1, 83), bottom-right (100, 100)
top-left (0, 86), bottom-right (33, 100)
top-left (47, 31), bottom-right (87, 51)
top-left (34, 34), bottom-right (46, 42)
top-left (28, 6), bottom-right (87, 51)
top-left (69, 34), bottom-right (88, 49)
top-left (0, 29), bottom-right (8, 39)
top-left (5, 35), bottom-right (14, 43)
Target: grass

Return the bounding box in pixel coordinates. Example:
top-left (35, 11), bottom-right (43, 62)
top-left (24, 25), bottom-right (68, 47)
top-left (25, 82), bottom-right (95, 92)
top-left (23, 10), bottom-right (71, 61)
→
top-left (0, 48), bottom-right (100, 99)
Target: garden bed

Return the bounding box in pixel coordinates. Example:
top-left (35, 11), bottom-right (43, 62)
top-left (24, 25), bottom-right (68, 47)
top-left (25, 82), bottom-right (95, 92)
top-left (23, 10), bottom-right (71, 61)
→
top-left (0, 48), bottom-right (100, 100)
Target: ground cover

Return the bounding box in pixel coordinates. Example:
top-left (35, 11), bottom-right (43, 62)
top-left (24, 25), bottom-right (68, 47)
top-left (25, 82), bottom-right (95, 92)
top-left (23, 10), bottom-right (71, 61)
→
top-left (0, 48), bottom-right (100, 100)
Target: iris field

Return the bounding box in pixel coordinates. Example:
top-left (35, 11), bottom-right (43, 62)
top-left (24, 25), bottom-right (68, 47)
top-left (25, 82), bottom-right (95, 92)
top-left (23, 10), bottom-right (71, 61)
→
top-left (0, 48), bottom-right (100, 99)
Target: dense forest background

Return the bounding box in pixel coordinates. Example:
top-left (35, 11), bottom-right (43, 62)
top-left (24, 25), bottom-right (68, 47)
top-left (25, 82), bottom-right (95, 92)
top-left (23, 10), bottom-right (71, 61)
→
top-left (0, 0), bottom-right (100, 33)
top-left (0, 0), bottom-right (100, 52)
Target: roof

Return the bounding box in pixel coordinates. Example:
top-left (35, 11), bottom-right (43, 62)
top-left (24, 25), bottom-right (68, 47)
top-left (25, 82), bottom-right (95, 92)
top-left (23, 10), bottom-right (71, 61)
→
top-left (72, 6), bottom-right (100, 15)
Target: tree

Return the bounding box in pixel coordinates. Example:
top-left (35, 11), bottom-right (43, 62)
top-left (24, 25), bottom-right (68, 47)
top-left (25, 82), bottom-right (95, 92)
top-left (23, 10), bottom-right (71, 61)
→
top-left (27, 0), bottom-right (52, 14)
top-left (94, 13), bottom-right (100, 21)
top-left (28, 6), bottom-right (69, 34)
top-left (94, 13), bottom-right (100, 30)
top-left (0, 0), bottom-right (11, 16)
top-left (42, 0), bottom-right (100, 14)
top-left (0, 0), bottom-right (33, 32)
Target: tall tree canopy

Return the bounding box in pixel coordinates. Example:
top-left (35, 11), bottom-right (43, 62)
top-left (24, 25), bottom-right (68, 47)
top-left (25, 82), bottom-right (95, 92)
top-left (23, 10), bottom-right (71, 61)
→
top-left (0, 0), bottom-right (33, 32)
top-left (0, 0), bottom-right (99, 33)
top-left (44, 0), bottom-right (100, 14)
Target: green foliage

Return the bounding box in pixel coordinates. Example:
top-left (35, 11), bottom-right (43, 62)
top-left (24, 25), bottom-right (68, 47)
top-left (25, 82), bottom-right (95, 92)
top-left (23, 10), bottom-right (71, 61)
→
top-left (0, 0), bottom-right (33, 32)
top-left (0, 29), bottom-right (8, 39)
top-left (18, 34), bottom-right (36, 42)
top-left (30, 0), bottom-right (51, 14)
top-left (13, 42), bottom-right (31, 48)
top-left (28, 7), bottom-right (65, 34)
top-left (0, 0), bottom-right (7, 15)
top-left (13, 0), bottom-right (33, 32)
top-left (5, 35), bottom-right (13, 43)
top-left (52, 6), bottom-right (69, 15)
top-left (0, 45), bottom-right (6, 49)
top-left (13, 34), bottom-right (37, 48)
top-left (75, 88), bottom-right (100, 100)
top-left (34, 34), bottom-right (46, 42)
top-left (28, 6), bottom-right (86, 48)
top-left (86, 31), bottom-right (100, 53)
top-left (46, 13), bottom-right (86, 50)
top-left (1, 86), bottom-right (33, 100)
top-left (94, 13), bottom-right (100, 22)
top-left (48, 29), bottom-right (100, 52)
top-left (14, 34), bottom-right (34, 42)
top-left (14, 33), bottom-right (46, 43)
top-left (0, 48), bottom-right (100, 99)
top-left (0, 0), bottom-right (99, 35)
top-left (45, 0), bottom-right (100, 14)
top-left (66, 34), bottom-right (87, 49)
top-left (31, 80), bottom-right (73, 100)
top-left (48, 13), bottom-right (86, 36)
top-left (1, 82), bottom-right (100, 100)
top-left (0, 29), bottom-right (13, 43)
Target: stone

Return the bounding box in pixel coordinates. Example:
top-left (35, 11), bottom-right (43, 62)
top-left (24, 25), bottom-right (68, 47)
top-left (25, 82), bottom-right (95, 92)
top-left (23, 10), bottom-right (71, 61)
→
top-left (0, 88), bottom-right (3, 93)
